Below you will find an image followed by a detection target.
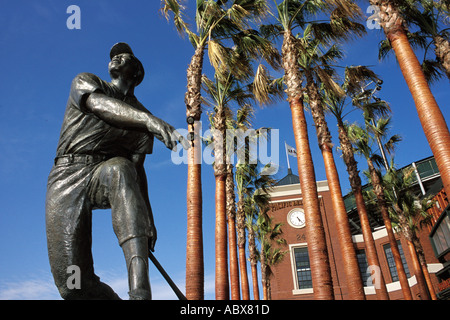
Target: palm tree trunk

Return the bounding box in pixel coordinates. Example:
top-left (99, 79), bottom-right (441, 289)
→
top-left (251, 263), bottom-right (260, 300)
top-left (412, 235), bottom-right (438, 300)
top-left (306, 78), bottom-right (365, 300)
top-left (374, 0), bottom-right (450, 199)
top-left (214, 106), bottom-right (229, 300)
top-left (337, 120), bottom-right (390, 300)
top-left (185, 45), bottom-right (205, 300)
top-left (215, 171), bottom-right (229, 300)
top-left (368, 159), bottom-right (413, 300)
top-left (406, 240), bottom-right (431, 300)
top-left (226, 164), bottom-right (240, 300)
top-left (248, 225), bottom-right (260, 300)
top-left (260, 247), bottom-right (268, 300)
top-left (283, 30), bottom-right (334, 300)
top-left (236, 197), bottom-right (250, 300)
top-left (393, 205), bottom-right (431, 300)
top-left (434, 35), bottom-right (450, 79)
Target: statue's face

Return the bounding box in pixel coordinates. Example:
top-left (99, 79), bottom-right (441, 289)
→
top-left (108, 53), bottom-right (138, 81)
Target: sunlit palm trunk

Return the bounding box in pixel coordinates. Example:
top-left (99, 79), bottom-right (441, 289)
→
top-left (282, 30), bottom-right (334, 300)
top-left (373, 0), bottom-right (450, 199)
top-left (368, 159), bottom-right (413, 300)
top-left (306, 78), bottom-right (365, 300)
top-left (251, 263), bottom-right (260, 300)
top-left (337, 120), bottom-right (389, 300)
top-left (393, 204), bottom-right (431, 300)
top-left (236, 197), bottom-right (250, 299)
top-left (248, 226), bottom-right (260, 300)
top-left (185, 45), bottom-right (205, 300)
top-left (412, 235), bottom-right (438, 300)
top-left (214, 107), bottom-right (229, 300)
top-left (226, 164), bottom-right (240, 300)
top-left (215, 172), bottom-right (229, 300)
top-left (406, 240), bottom-right (431, 300)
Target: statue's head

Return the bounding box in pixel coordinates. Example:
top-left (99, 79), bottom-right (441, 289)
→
top-left (108, 42), bottom-right (145, 87)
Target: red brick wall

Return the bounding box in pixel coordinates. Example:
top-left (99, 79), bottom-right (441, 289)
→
top-left (268, 186), bottom-right (442, 300)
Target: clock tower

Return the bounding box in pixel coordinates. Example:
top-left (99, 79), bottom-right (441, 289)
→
top-left (267, 169), bottom-right (341, 299)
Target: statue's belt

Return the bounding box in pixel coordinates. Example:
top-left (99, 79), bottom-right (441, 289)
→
top-left (54, 154), bottom-right (111, 166)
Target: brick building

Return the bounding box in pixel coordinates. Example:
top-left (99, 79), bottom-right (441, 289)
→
top-left (267, 157), bottom-right (449, 300)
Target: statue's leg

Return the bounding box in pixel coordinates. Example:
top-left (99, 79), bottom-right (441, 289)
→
top-left (89, 157), bottom-right (152, 300)
top-left (46, 164), bottom-right (120, 300)
top-left (121, 237), bottom-right (152, 300)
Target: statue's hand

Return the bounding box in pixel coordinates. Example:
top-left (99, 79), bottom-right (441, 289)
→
top-left (146, 115), bottom-right (190, 151)
top-left (149, 225), bottom-right (157, 252)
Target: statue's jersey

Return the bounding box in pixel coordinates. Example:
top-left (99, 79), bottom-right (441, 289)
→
top-left (56, 72), bottom-right (153, 158)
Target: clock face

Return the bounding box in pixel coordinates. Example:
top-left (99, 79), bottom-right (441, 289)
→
top-left (287, 209), bottom-right (306, 228)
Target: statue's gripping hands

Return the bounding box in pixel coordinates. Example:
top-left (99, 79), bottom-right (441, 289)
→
top-left (45, 43), bottom-right (187, 300)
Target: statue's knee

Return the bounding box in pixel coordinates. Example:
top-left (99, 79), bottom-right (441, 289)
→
top-left (107, 157), bottom-right (137, 182)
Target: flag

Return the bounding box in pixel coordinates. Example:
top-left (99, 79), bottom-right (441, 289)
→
top-left (286, 143), bottom-right (297, 157)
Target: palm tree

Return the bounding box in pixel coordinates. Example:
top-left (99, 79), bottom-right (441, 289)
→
top-left (162, 0), bottom-right (226, 300)
top-left (229, 104), bottom-right (256, 300)
top-left (235, 140), bottom-right (258, 300)
top-left (162, 0), bottom-right (274, 299)
top-left (266, 0), bottom-right (370, 300)
top-left (368, 0), bottom-right (450, 201)
top-left (268, 0), bottom-right (333, 300)
top-left (324, 66), bottom-right (390, 299)
top-left (298, 27), bottom-right (367, 299)
top-left (379, 0), bottom-right (450, 81)
top-left (349, 122), bottom-right (413, 300)
top-left (383, 164), bottom-right (435, 299)
top-left (257, 214), bottom-right (287, 300)
top-left (204, 65), bottom-right (276, 299)
top-left (237, 160), bottom-right (277, 300)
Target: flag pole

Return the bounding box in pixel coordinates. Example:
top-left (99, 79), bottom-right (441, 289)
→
top-left (285, 141), bottom-right (291, 170)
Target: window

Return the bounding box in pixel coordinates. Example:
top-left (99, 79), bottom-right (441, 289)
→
top-left (430, 214), bottom-right (450, 257)
top-left (383, 240), bottom-right (410, 282)
top-left (293, 247), bottom-right (312, 289)
top-left (356, 249), bottom-right (370, 285)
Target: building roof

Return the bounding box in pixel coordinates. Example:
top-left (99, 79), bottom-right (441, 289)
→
top-left (276, 168), bottom-right (300, 186)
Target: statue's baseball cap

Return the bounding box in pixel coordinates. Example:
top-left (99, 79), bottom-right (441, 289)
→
top-left (110, 42), bottom-right (145, 86)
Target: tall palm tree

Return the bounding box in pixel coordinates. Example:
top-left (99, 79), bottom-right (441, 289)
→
top-left (236, 147), bottom-right (260, 300)
top-left (368, 0), bottom-right (450, 201)
top-left (204, 65), bottom-right (274, 299)
top-left (229, 104), bottom-right (258, 300)
top-left (237, 160), bottom-right (277, 300)
top-left (349, 122), bottom-right (413, 300)
top-left (298, 27), bottom-right (367, 300)
top-left (162, 0), bottom-right (226, 300)
top-left (204, 72), bottom-right (242, 300)
top-left (225, 163), bottom-right (240, 300)
top-left (383, 164), bottom-right (435, 299)
top-left (162, 0), bottom-right (274, 299)
top-left (379, 0), bottom-right (450, 81)
top-left (257, 214), bottom-right (287, 300)
top-left (268, 0), bottom-right (331, 300)
top-left (324, 66), bottom-right (390, 300)
top-left (267, 0), bottom-right (369, 299)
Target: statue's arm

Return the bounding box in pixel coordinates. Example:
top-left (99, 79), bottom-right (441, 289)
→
top-left (85, 92), bottom-right (177, 150)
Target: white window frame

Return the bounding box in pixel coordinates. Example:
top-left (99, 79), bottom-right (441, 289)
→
top-left (289, 243), bottom-right (314, 295)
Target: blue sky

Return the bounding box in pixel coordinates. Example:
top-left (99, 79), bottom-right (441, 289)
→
top-left (0, 1), bottom-right (448, 300)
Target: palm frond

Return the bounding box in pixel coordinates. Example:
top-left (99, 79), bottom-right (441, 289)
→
top-left (253, 64), bottom-right (270, 105)
top-left (421, 58), bottom-right (446, 84)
